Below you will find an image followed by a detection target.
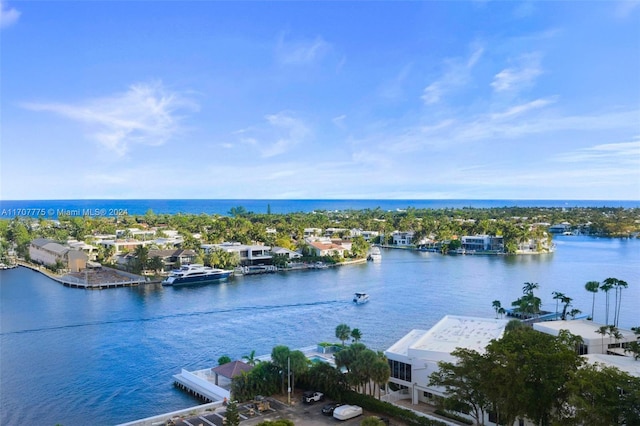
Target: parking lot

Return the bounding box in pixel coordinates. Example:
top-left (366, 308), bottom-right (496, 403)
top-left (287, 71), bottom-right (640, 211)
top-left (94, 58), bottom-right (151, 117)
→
top-left (170, 395), bottom-right (399, 426)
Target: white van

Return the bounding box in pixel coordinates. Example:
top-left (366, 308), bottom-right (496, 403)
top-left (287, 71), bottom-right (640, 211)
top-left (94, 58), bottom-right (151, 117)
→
top-left (332, 404), bottom-right (363, 420)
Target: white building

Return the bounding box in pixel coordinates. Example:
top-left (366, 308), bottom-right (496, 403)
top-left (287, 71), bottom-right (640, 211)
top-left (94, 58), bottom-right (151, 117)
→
top-left (29, 238), bottom-right (88, 272)
top-left (201, 242), bottom-right (272, 266)
top-left (460, 235), bottom-right (504, 252)
top-left (392, 231), bottom-right (415, 246)
top-left (533, 319), bottom-right (637, 356)
top-left (384, 315), bottom-right (508, 405)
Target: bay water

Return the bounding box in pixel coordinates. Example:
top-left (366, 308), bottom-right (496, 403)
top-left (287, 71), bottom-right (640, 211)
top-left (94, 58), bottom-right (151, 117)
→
top-left (1, 235), bottom-right (639, 426)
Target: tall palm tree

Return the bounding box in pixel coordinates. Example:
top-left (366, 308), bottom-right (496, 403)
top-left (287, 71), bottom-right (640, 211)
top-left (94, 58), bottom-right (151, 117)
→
top-left (614, 279), bottom-right (628, 327)
top-left (584, 281), bottom-right (600, 321)
top-left (350, 328), bottom-right (362, 343)
top-left (600, 279), bottom-right (615, 325)
top-left (552, 291), bottom-right (565, 320)
top-left (492, 300), bottom-right (502, 319)
top-left (559, 294), bottom-right (573, 320)
top-left (596, 325), bottom-right (608, 352)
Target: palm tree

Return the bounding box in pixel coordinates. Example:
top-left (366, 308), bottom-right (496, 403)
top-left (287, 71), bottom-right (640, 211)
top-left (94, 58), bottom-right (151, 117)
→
top-left (522, 282), bottom-right (539, 295)
top-left (559, 294), bottom-right (573, 320)
top-left (600, 279), bottom-right (615, 325)
top-left (596, 325), bottom-right (608, 352)
top-left (492, 300), bottom-right (502, 319)
top-left (552, 291), bottom-right (565, 320)
top-left (335, 323), bottom-right (351, 346)
top-left (584, 281), bottom-right (600, 321)
top-left (350, 328), bottom-right (362, 343)
top-left (613, 279), bottom-right (628, 327)
top-left (242, 349), bottom-right (258, 366)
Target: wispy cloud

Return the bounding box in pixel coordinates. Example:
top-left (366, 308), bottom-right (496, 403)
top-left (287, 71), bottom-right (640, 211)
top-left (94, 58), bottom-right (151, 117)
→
top-left (553, 138), bottom-right (640, 165)
top-left (236, 111), bottom-right (310, 158)
top-left (276, 33), bottom-right (331, 65)
top-left (491, 52), bottom-right (543, 93)
top-left (421, 44), bottom-right (484, 105)
top-left (22, 81), bottom-right (197, 156)
top-left (490, 97), bottom-right (556, 120)
top-left (0, 0), bottom-right (20, 28)
top-left (378, 63), bottom-right (413, 100)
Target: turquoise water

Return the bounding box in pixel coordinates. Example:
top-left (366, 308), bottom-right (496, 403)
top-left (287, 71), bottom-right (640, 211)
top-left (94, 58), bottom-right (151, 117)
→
top-left (1, 235), bottom-right (639, 425)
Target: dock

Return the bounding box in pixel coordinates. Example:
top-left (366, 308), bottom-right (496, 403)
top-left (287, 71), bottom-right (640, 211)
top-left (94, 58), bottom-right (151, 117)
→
top-left (16, 262), bottom-right (146, 289)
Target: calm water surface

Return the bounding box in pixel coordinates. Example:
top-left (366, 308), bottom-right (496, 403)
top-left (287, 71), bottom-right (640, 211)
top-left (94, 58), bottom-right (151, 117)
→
top-left (1, 235), bottom-right (639, 426)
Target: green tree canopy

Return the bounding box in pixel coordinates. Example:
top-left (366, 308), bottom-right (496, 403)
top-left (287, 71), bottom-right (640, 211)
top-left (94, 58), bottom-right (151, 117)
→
top-left (335, 323), bottom-right (351, 346)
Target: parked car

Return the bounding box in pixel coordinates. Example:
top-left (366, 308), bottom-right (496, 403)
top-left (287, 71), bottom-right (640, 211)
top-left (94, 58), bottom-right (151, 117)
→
top-left (333, 404), bottom-right (363, 420)
top-left (302, 391), bottom-right (324, 403)
top-left (321, 402), bottom-right (343, 416)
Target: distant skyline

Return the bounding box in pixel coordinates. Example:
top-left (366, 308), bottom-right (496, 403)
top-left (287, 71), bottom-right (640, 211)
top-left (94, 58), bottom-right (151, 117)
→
top-left (1, 1), bottom-right (639, 201)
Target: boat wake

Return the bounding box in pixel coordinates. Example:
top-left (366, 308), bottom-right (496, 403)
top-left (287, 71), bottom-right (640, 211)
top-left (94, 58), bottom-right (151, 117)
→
top-left (0, 300), bottom-right (347, 336)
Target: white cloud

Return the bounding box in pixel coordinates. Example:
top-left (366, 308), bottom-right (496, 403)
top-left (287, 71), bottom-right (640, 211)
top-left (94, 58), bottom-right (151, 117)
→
top-left (491, 53), bottom-right (543, 93)
top-left (22, 81), bottom-right (197, 156)
top-left (236, 112), bottom-right (310, 158)
top-left (553, 138), bottom-right (640, 165)
top-left (0, 0), bottom-right (20, 28)
top-left (276, 33), bottom-right (331, 65)
top-left (490, 97), bottom-right (556, 120)
top-left (421, 45), bottom-right (484, 105)
top-left (332, 114), bottom-right (347, 129)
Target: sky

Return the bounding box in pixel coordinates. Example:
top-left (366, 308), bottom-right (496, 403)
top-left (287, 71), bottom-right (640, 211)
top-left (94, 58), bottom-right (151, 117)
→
top-left (1, 1), bottom-right (639, 201)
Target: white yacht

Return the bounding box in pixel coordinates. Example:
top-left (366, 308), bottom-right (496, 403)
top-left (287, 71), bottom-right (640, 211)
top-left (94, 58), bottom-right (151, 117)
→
top-left (162, 264), bottom-right (232, 286)
top-left (367, 246), bottom-right (382, 262)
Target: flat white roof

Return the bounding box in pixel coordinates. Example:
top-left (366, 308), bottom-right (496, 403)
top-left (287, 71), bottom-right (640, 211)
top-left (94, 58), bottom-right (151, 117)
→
top-left (533, 320), bottom-right (636, 342)
top-left (387, 316), bottom-right (508, 357)
top-left (583, 353), bottom-right (640, 377)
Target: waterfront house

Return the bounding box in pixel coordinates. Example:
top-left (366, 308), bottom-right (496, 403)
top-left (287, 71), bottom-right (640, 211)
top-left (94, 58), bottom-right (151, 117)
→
top-left (307, 240), bottom-right (347, 257)
top-left (29, 238), bottom-right (88, 272)
top-left (271, 246), bottom-right (303, 260)
top-left (97, 239), bottom-right (153, 254)
top-left (147, 249), bottom-right (197, 271)
top-left (384, 315), bottom-right (509, 406)
top-left (460, 235), bottom-right (504, 253)
top-left (392, 231), bottom-right (415, 246)
top-left (202, 242), bottom-right (273, 266)
top-left (350, 228), bottom-right (380, 242)
top-left (67, 239), bottom-right (98, 261)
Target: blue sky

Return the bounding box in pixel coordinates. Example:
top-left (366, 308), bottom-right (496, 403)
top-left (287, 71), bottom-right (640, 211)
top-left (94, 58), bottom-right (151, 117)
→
top-left (1, 1), bottom-right (639, 200)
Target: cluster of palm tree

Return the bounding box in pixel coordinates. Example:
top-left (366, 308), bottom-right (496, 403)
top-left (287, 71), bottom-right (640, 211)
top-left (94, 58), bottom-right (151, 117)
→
top-left (230, 324), bottom-right (390, 403)
top-left (334, 343), bottom-right (390, 398)
top-left (335, 323), bottom-right (362, 345)
top-left (510, 282), bottom-right (543, 319)
top-left (584, 277), bottom-right (629, 326)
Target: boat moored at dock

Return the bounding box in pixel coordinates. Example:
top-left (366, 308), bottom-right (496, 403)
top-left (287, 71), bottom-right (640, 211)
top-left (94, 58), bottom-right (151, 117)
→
top-left (162, 264), bottom-right (232, 286)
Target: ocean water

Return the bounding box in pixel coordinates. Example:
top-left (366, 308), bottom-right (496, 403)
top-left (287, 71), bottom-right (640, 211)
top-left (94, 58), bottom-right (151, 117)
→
top-left (0, 198), bottom-right (638, 218)
top-left (1, 235), bottom-right (639, 426)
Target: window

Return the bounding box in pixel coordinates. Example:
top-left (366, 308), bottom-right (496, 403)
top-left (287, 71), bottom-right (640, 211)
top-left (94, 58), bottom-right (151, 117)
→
top-left (388, 359), bottom-right (412, 382)
top-left (577, 343), bottom-right (589, 355)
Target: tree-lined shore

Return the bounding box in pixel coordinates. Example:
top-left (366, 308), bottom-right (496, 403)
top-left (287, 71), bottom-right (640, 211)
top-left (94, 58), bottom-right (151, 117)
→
top-left (1, 206), bottom-right (638, 266)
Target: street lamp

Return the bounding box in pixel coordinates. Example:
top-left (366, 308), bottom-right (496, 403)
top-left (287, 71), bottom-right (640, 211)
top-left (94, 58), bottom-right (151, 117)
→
top-left (287, 356), bottom-right (291, 405)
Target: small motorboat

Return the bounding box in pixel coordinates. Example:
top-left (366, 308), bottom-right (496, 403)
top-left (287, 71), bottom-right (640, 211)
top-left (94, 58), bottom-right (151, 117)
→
top-left (353, 292), bottom-right (369, 304)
